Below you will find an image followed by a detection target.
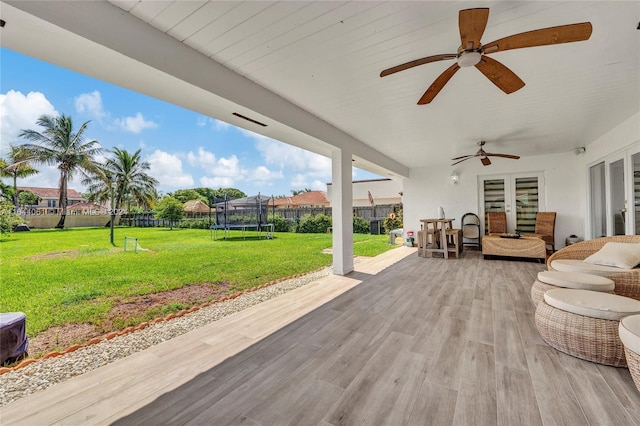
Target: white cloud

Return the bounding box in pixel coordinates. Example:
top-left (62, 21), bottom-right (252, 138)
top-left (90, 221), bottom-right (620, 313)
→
top-left (253, 137), bottom-right (331, 192)
top-left (114, 112), bottom-right (158, 134)
top-left (186, 147), bottom-right (217, 169)
top-left (0, 90), bottom-right (57, 145)
top-left (248, 166), bottom-right (283, 182)
top-left (74, 91), bottom-right (105, 119)
top-left (196, 116), bottom-right (208, 127)
top-left (291, 174), bottom-right (308, 188)
top-left (196, 116), bottom-right (231, 131)
top-left (310, 180), bottom-right (325, 190)
top-left (213, 119), bottom-right (231, 130)
top-left (146, 150), bottom-right (193, 188)
top-left (212, 155), bottom-right (242, 177)
top-left (253, 137), bottom-right (330, 176)
top-left (200, 176), bottom-right (235, 188)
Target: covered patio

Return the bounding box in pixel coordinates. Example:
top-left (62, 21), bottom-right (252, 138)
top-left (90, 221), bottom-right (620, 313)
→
top-left (2, 1), bottom-right (639, 272)
top-left (1, 2), bottom-right (639, 423)
top-left (2, 248), bottom-right (639, 424)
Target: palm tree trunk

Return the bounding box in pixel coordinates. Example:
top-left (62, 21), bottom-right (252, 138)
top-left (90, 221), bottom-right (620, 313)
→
top-left (56, 172), bottom-right (68, 229)
top-left (12, 174), bottom-right (18, 206)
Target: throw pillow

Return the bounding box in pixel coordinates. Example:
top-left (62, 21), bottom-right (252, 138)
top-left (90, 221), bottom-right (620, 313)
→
top-left (584, 242), bottom-right (640, 269)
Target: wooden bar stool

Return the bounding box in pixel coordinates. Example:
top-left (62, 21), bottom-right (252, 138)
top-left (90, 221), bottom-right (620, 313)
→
top-left (446, 228), bottom-right (462, 258)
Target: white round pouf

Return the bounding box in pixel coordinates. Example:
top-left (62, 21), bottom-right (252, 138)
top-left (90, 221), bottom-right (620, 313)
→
top-left (530, 270), bottom-right (614, 307)
top-left (619, 315), bottom-right (640, 391)
top-left (535, 289), bottom-right (640, 366)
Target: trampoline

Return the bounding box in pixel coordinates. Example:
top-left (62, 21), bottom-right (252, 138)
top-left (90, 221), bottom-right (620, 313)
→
top-left (211, 194), bottom-right (274, 240)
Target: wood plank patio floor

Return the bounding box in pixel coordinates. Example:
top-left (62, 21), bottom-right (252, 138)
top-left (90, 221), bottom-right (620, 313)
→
top-left (3, 247), bottom-right (640, 425)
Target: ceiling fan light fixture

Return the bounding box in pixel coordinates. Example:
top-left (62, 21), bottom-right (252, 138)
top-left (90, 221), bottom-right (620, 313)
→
top-left (457, 50), bottom-right (482, 67)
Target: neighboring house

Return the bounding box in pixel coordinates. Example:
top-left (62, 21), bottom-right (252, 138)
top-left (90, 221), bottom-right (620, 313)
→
top-left (271, 191), bottom-right (330, 208)
top-left (326, 179), bottom-right (403, 207)
top-left (17, 186), bottom-right (85, 208)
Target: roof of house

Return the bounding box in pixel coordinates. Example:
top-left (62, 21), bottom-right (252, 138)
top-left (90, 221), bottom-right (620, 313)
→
top-left (17, 186), bottom-right (84, 199)
top-left (67, 202), bottom-right (105, 210)
top-left (272, 191), bottom-right (329, 207)
top-left (183, 199), bottom-right (211, 213)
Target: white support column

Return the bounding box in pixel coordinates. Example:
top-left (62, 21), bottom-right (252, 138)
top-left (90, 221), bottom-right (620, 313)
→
top-left (331, 148), bottom-right (354, 275)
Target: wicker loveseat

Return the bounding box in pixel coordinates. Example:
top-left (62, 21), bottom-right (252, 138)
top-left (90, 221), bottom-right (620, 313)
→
top-left (547, 235), bottom-right (640, 300)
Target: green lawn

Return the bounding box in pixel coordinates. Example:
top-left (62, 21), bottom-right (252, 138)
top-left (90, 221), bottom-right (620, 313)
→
top-left (0, 227), bottom-right (396, 336)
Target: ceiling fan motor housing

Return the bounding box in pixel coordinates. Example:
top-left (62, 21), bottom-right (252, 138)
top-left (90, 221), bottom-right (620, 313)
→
top-left (457, 46), bottom-right (483, 67)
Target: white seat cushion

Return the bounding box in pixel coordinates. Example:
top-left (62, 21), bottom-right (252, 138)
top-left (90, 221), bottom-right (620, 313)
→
top-left (550, 259), bottom-right (634, 276)
top-left (544, 288), bottom-right (640, 321)
top-left (537, 270), bottom-right (614, 291)
top-left (619, 315), bottom-right (640, 354)
top-left (584, 242), bottom-right (640, 269)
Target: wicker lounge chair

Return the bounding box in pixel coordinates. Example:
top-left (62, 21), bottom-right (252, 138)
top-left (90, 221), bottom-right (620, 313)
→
top-left (619, 315), bottom-right (640, 391)
top-left (536, 289), bottom-right (640, 367)
top-left (547, 235), bottom-right (640, 300)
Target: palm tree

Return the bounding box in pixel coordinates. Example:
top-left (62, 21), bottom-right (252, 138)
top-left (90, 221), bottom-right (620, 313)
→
top-left (0, 145), bottom-right (40, 206)
top-left (18, 114), bottom-right (103, 228)
top-left (84, 148), bottom-right (158, 212)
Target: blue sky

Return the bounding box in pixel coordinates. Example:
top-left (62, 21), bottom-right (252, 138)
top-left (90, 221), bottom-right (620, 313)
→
top-left (0, 48), bottom-right (380, 197)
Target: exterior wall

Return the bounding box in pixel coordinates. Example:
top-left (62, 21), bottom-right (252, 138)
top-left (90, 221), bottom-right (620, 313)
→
top-left (584, 113), bottom-right (640, 163)
top-left (582, 112), bottom-right (640, 238)
top-left (28, 198), bottom-right (84, 208)
top-left (404, 151), bottom-right (584, 250)
top-left (21, 213), bottom-right (121, 229)
top-left (327, 178), bottom-right (403, 207)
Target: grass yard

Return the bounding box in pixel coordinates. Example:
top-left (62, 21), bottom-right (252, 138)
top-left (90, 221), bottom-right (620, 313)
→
top-left (0, 227), bottom-right (396, 340)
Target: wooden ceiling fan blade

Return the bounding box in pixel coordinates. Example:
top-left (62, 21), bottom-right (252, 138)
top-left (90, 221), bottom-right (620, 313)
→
top-left (459, 8), bottom-right (490, 50)
top-left (482, 22), bottom-right (592, 54)
top-left (481, 157), bottom-right (492, 166)
top-left (451, 154), bottom-right (475, 161)
top-left (475, 56), bottom-right (525, 94)
top-left (380, 54), bottom-right (457, 77)
top-left (418, 63), bottom-right (460, 105)
top-left (451, 157), bottom-right (473, 166)
top-left (485, 153), bottom-right (520, 159)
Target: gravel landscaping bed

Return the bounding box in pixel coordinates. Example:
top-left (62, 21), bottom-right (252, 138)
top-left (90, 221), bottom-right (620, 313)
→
top-left (0, 266), bottom-right (333, 407)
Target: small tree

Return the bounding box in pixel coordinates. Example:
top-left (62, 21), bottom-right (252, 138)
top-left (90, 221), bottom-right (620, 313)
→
top-left (155, 196), bottom-right (184, 230)
top-left (17, 190), bottom-right (41, 206)
top-left (383, 210), bottom-right (403, 233)
top-left (0, 200), bottom-right (24, 237)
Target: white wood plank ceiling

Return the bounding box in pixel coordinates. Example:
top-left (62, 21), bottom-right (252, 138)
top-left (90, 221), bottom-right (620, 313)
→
top-left (4, 1), bottom-right (640, 170)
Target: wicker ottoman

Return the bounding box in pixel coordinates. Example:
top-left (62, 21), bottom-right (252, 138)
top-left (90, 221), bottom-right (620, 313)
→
top-left (531, 271), bottom-right (614, 307)
top-left (619, 315), bottom-right (640, 391)
top-left (535, 289), bottom-right (640, 367)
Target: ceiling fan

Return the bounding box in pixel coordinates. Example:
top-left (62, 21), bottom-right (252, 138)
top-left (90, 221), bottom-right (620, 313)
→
top-left (451, 141), bottom-right (520, 166)
top-left (380, 8), bottom-right (592, 104)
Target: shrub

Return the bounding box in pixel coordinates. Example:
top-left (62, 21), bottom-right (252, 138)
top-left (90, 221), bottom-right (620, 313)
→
top-left (296, 214), bottom-right (332, 233)
top-left (0, 200), bottom-right (24, 237)
top-left (178, 219), bottom-right (210, 229)
top-left (353, 216), bottom-right (370, 234)
top-left (383, 209), bottom-right (403, 233)
top-left (269, 214), bottom-right (291, 232)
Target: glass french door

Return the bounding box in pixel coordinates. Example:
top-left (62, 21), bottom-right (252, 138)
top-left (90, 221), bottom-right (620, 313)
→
top-left (589, 162), bottom-right (606, 238)
top-left (610, 157), bottom-right (626, 235)
top-left (588, 145), bottom-right (640, 237)
top-left (633, 152), bottom-right (640, 235)
top-left (479, 172), bottom-right (545, 234)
